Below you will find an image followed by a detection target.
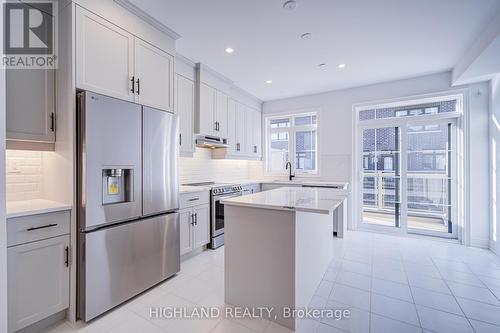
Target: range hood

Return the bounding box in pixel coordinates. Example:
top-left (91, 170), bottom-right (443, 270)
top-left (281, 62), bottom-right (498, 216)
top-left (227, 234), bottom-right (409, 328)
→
top-left (195, 134), bottom-right (230, 149)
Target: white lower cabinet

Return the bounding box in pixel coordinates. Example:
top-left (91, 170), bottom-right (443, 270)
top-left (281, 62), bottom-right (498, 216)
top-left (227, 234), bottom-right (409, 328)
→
top-left (192, 204), bottom-right (210, 249)
top-left (179, 204), bottom-right (210, 255)
top-left (179, 191), bottom-right (210, 256)
top-left (179, 208), bottom-right (194, 255)
top-left (7, 235), bottom-right (70, 333)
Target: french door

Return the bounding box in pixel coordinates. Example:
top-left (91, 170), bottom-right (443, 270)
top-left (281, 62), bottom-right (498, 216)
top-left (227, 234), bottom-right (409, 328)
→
top-left (358, 119), bottom-right (457, 238)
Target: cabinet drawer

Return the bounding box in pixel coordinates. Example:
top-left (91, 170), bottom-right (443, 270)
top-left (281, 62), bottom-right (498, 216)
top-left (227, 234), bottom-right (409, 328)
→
top-left (180, 191), bottom-right (209, 209)
top-left (7, 210), bottom-right (70, 247)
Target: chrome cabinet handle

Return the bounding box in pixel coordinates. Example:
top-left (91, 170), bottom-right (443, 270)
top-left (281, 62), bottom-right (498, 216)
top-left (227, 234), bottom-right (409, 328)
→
top-left (188, 197), bottom-right (199, 202)
top-left (191, 213), bottom-right (196, 226)
top-left (136, 78), bottom-right (140, 95)
top-left (195, 213), bottom-right (198, 225)
top-left (26, 223), bottom-right (58, 231)
top-left (130, 76), bottom-right (135, 93)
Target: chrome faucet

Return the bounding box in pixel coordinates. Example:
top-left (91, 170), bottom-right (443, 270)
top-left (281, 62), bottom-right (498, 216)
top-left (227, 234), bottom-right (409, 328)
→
top-left (285, 162), bottom-right (295, 181)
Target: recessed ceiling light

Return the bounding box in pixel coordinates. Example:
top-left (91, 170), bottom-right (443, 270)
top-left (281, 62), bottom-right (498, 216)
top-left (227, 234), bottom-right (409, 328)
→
top-left (225, 47), bottom-right (234, 54)
top-left (338, 63), bottom-right (346, 69)
top-left (283, 0), bottom-right (297, 11)
top-left (300, 33), bottom-right (312, 40)
top-left (265, 80), bottom-right (273, 84)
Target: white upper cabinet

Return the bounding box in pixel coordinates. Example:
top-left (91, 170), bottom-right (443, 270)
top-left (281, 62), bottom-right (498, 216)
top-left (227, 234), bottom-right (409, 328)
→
top-left (198, 83), bottom-right (216, 135)
top-left (252, 109), bottom-right (262, 158)
top-left (75, 7), bottom-right (135, 102)
top-left (6, 68), bottom-right (55, 145)
top-left (176, 74), bottom-right (195, 155)
top-left (245, 107), bottom-right (262, 159)
top-left (215, 90), bottom-right (229, 137)
top-left (226, 99), bottom-right (246, 156)
top-left (135, 38), bottom-right (174, 111)
top-left (75, 6), bottom-right (174, 112)
top-left (235, 102), bottom-right (247, 155)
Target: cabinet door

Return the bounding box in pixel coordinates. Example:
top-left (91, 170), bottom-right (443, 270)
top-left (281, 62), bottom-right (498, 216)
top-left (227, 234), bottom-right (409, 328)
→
top-left (6, 69), bottom-right (55, 143)
top-left (193, 204), bottom-right (210, 249)
top-left (252, 109), bottom-right (262, 158)
top-left (176, 74), bottom-right (195, 155)
top-left (245, 106), bottom-right (254, 157)
top-left (227, 99), bottom-right (237, 155)
top-left (179, 208), bottom-right (193, 255)
top-left (75, 6), bottom-right (134, 102)
top-left (235, 102), bottom-right (247, 155)
top-left (8, 235), bottom-right (69, 333)
top-left (199, 83), bottom-right (216, 135)
top-left (215, 90), bottom-right (229, 137)
top-left (135, 38), bottom-right (174, 111)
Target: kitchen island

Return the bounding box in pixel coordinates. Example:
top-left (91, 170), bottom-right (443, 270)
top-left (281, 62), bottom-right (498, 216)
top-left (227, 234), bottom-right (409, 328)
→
top-left (222, 187), bottom-right (347, 330)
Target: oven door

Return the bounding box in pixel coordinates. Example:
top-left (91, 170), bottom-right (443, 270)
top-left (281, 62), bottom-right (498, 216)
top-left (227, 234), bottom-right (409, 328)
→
top-left (212, 192), bottom-right (242, 237)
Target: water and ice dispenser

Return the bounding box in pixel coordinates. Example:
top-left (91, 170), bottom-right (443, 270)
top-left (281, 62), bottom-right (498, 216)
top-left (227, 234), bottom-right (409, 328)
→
top-left (102, 168), bottom-right (134, 205)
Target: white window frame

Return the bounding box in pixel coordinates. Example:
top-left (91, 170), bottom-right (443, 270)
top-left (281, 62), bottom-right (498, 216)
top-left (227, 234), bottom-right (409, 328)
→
top-left (264, 111), bottom-right (319, 177)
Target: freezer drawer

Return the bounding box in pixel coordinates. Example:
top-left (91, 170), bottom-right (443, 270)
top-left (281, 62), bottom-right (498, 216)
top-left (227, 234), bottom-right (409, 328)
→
top-left (79, 213), bottom-right (179, 321)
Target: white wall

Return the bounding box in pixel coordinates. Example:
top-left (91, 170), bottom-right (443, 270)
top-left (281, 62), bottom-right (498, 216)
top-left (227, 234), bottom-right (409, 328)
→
top-left (468, 82), bottom-right (491, 248)
top-left (0, 2), bottom-right (8, 332)
top-left (262, 71), bottom-right (490, 247)
top-left (490, 75), bottom-right (500, 254)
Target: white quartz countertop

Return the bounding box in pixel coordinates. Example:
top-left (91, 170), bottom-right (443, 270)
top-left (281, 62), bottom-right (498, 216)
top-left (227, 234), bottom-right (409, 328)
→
top-left (179, 185), bottom-right (211, 194)
top-left (7, 199), bottom-right (72, 219)
top-left (222, 186), bottom-right (347, 215)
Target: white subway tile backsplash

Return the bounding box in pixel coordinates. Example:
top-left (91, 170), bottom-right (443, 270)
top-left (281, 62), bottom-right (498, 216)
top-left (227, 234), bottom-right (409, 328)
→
top-left (6, 150), bottom-right (43, 201)
top-left (179, 148), bottom-right (262, 184)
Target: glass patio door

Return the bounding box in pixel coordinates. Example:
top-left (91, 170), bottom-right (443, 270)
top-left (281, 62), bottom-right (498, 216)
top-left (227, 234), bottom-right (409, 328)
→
top-left (361, 126), bottom-right (402, 230)
top-left (405, 120), bottom-right (456, 238)
top-left (359, 120), bottom-right (457, 238)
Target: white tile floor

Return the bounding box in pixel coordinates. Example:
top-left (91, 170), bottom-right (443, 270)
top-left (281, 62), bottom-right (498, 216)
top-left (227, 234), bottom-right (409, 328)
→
top-left (38, 231), bottom-right (500, 333)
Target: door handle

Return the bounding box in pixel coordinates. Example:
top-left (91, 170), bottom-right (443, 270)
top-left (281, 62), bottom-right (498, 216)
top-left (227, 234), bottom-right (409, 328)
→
top-left (130, 76), bottom-right (135, 93)
top-left (65, 246), bottom-right (69, 267)
top-left (191, 213), bottom-right (195, 226)
top-left (136, 78), bottom-right (140, 95)
top-left (236, 143), bottom-right (240, 151)
top-left (254, 145), bottom-right (257, 153)
top-left (214, 122), bottom-right (218, 131)
top-left (194, 213), bottom-right (198, 225)
top-left (179, 133), bottom-right (182, 146)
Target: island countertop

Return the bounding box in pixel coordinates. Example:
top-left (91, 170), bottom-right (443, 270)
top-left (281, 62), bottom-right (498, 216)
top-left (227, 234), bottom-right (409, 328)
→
top-left (222, 186), bottom-right (347, 215)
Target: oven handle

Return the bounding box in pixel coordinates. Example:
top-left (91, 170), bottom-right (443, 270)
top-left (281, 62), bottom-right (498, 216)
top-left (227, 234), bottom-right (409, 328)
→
top-left (213, 192), bottom-right (243, 201)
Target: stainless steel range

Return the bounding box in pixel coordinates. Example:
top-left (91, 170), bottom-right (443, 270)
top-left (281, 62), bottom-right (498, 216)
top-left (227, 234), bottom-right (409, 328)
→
top-left (185, 182), bottom-right (242, 248)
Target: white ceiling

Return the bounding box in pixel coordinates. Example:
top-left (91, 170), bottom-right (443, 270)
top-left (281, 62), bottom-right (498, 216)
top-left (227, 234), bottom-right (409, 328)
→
top-left (129, 0), bottom-right (500, 101)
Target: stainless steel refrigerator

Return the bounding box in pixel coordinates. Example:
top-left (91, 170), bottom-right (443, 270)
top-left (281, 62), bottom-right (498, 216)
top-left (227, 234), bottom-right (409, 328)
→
top-left (76, 91), bottom-right (180, 321)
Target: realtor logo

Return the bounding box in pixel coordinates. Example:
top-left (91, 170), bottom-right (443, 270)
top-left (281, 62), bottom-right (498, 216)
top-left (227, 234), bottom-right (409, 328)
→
top-left (2, 0), bottom-right (57, 68)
